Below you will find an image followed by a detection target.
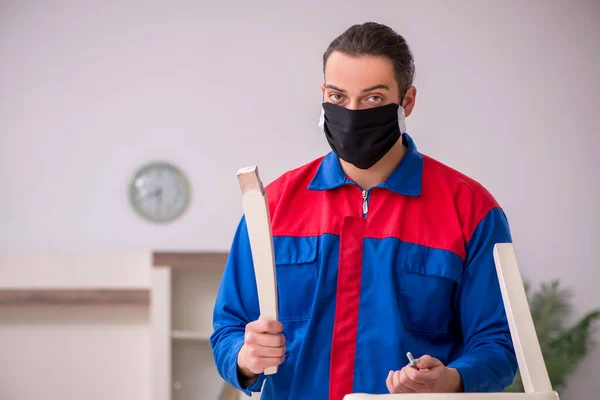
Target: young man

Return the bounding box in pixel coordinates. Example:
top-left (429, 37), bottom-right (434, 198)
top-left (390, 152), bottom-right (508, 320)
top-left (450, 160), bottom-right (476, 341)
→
top-left (210, 22), bottom-right (517, 399)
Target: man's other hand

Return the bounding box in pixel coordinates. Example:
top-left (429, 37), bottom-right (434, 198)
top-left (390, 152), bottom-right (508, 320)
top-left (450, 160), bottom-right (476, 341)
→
top-left (237, 319), bottom-right (286, 382)
top-left (385, 355), bottom-right (463, 393)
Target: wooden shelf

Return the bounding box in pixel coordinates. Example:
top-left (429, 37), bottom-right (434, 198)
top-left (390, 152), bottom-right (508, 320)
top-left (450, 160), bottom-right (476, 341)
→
top-left (151, 251), bottom-right (237, 400)
top-left (172, 330), bottom-right (212, 341)
top-left (0, 288), bottom-right (150, 306)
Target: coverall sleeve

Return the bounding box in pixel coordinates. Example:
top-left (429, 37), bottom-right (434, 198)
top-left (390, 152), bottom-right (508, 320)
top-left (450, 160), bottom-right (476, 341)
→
top-left (209, 216), bottom-right (266, 395)
top-left (447, 207), bottom-right (519, 392)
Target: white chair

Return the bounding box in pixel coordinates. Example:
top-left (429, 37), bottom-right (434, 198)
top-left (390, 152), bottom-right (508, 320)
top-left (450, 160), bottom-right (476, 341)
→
top-left (344, 243), bottom-right (560, 400)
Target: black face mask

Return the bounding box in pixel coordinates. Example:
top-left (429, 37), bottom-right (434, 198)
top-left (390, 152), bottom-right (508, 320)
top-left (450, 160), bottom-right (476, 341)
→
top-left (320, 102), bottom-right (403, 170)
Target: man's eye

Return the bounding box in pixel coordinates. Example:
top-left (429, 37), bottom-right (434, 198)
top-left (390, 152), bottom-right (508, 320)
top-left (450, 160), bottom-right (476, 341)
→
top-left (329, 93), bottom-right (344, 101)
top-left (367, 96), bottom-right (382, 103)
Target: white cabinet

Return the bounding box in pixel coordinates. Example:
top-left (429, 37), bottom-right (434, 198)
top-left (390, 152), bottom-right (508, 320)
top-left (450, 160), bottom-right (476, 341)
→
top-left (0, 252), bottom-right (261, 399)
top-left (151, 252), bottom-right (255, 400)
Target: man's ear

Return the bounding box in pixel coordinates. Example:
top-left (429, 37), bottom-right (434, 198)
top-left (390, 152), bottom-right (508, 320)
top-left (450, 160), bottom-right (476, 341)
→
top-left (402, 86), bottom-right (417, 117)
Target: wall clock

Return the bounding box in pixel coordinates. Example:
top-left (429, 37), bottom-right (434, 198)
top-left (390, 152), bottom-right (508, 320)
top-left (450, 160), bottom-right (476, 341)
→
top-left (129, 161), bottom-right (191, 223)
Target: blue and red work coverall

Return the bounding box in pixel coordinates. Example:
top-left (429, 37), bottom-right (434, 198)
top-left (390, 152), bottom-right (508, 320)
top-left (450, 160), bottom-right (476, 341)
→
top-left (210, 133), bottom-right (517, 399)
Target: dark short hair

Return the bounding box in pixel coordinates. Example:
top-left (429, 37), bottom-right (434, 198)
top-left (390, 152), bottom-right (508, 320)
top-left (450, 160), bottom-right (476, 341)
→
top-left (323, 22), bottom-right (415, 96)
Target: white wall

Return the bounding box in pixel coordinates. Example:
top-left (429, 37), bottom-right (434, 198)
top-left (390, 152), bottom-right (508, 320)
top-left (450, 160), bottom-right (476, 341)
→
top-left (1, 1), bottom-right (599, 399)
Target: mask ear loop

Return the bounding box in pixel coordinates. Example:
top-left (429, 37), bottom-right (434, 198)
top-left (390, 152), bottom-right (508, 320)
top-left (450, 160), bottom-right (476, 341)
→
top-left (318, 106), bottom-right (325, 131)
top-left (398, 106), bottom-right (407, 134)
top-left (398, 88), bottom-right (408, 135)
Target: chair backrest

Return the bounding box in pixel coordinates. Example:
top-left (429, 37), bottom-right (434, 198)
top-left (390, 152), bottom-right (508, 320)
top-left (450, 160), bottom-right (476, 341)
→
top-left (343, 243), bottom-right (559, 400)
top-left (493, 243), bottom-right (553, 393)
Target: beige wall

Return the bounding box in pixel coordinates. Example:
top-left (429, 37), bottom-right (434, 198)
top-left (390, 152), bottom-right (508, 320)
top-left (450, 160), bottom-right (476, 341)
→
top-left (1, 0), bottom-right (598, 399)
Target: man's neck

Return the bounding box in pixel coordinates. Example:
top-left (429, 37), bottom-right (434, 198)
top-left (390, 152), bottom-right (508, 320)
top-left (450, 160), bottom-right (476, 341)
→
top-left (340, 138), bottom-right (407, 191)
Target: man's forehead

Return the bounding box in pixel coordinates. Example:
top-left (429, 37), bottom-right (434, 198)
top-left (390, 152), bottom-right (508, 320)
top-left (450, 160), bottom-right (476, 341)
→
top-left (324, 51), bottom-right (396, 91)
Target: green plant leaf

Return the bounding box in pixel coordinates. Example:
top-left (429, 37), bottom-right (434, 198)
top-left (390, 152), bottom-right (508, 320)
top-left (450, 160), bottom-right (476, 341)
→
top-left (545, 310), bottom-right (600, 391)
top-left (530, 280), bottom-right (573, 347)
top-left (505, 280), bottom-right (600, 394)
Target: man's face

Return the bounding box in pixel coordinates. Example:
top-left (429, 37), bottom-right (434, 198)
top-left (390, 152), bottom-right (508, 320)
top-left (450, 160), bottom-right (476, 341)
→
top-left (321, 51), bottom-right (416, 115)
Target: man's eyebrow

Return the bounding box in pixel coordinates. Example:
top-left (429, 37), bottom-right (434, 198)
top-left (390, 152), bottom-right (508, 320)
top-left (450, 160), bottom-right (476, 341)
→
top-left (324, 84), bottom-right (391, 93)
top-left (361, 84), bottom-right (390, 93)
top-left (324, 84), bottom-right (346, 93)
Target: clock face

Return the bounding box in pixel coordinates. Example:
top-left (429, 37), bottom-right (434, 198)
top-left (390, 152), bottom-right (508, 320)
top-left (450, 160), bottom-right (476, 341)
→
top-left (129, 162), bottom-right (191, 223)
